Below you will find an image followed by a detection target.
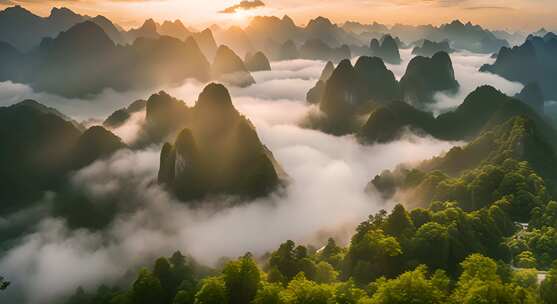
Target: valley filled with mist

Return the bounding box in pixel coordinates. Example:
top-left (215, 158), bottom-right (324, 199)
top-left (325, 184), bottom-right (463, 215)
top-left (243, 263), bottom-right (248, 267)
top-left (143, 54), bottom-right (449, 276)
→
top-left (0, 2), bottom-right (557, 304)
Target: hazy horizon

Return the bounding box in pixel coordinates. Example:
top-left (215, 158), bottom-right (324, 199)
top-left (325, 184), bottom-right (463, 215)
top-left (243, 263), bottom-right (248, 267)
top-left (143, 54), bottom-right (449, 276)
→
top-left (2, 0), bottom-right (556, 32)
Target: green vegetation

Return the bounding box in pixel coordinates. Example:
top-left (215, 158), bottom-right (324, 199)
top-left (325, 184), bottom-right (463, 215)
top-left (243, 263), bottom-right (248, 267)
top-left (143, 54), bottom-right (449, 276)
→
top-left (64, 103), bottom-right (557, 304)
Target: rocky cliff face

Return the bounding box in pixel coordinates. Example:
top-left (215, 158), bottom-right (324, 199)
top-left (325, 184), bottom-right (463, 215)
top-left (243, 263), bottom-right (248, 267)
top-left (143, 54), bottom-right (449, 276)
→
top-left (212, 45), bottom-right (256, 87)
top-left (0, 100), bottom-right (126, 214)
top-left (412, 39), bottom-right (453, 57)
top-left (369, 35), bottom-right (401, 64)
top-left (158, 83), bottom-right (284, 202)
top-left (480, 34), bottom-right (557, 101)
top-left (0, 21), bottom-right (211, 97)
top-left (400, 51), bottom-right (459, 105)
top-left (306, 61), bottom-right (335, 104)
top-left (245, 51), bottom-right (272, 71)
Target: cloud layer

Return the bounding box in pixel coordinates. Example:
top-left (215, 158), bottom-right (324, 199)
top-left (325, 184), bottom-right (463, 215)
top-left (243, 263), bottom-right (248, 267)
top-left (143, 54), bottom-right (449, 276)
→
top-left (0, 52), bottom-right (519, 304)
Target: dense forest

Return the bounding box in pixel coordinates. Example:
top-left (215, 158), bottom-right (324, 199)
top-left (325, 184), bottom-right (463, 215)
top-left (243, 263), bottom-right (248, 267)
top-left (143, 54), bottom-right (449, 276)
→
top-left (61, 115), bottom-right (557, 303)
top-left (1, 4), bottom-right (557, 304)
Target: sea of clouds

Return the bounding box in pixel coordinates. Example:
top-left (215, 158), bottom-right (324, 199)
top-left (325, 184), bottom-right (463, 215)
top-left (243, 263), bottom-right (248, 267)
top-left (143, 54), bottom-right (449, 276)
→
top-left (0, 52), bottom-right (524, 304)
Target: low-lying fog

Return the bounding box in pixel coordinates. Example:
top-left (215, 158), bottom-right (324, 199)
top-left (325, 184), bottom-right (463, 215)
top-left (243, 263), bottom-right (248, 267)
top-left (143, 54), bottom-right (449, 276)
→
top-left (0, 53), bottom-right (523, 304)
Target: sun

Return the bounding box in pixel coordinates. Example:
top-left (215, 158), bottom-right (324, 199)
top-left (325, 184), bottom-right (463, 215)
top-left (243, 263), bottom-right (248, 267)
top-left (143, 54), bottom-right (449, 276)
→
top-left (230, 9), bottom-right (256, 25)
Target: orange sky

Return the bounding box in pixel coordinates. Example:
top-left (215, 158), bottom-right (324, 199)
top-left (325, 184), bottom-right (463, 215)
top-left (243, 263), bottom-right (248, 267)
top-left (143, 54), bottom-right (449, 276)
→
top-left (2, 0), bottom-right (556, 31)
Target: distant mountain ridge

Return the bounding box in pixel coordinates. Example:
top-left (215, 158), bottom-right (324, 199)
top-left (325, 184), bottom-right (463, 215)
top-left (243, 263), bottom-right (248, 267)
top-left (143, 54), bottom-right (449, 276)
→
top-left (480, 33), bottom-right (557, 101)
top-left (0, 21), bottom-right (211, 97)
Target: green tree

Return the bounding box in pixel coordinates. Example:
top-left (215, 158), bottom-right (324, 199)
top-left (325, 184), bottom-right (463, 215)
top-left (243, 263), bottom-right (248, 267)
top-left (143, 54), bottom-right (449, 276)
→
top-left (130, 268), bottom-right (164, 304)
top-left (253, 283), bottom-right (285, 304)
top-left (269, 240), bottom-right (317, 282)
top-left (369, 265), bottom-right (446, 304)
top-left (281, 273), bottom-right (334, 304)
top-left (541, 261), bottom-right (557, 304)
top-left (195, 277), bottom-right (227, 304)
top-left (515, 251), bottom-right (538, 269)
top-left (344, 228), bottom-right (401, 284)
top-left (413, 222), bottom-right (450, 270)
top-left (333, 280), bottom-right (365, 304)
top-left (222, 254), bottom-right (261, 304)
top-left (314, 261), bottom-right (338, 284)
top-left (451, 254), bottom-right (516, 304)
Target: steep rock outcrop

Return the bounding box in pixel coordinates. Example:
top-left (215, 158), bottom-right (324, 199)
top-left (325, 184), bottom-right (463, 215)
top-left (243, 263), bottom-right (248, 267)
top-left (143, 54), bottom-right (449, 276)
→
top-left (244, 51), bottom-right (272, 71)
top-left (399, 51), bottom-right (459, 105)
top-left (369, 35), bottom-right (401, 64)
top-left (212, 45), bottom-right (256, 87)
top-left (158, 83), bottom-right (283, 202)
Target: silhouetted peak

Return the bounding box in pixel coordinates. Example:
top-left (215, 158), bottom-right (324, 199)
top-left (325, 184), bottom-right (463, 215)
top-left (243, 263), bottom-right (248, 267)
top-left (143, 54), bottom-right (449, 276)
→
top-left (213, 45), bottom-right (248, 74)
top-left (51, 21), bottom-right (115, 49)
top-left (307, 16), bottom-right (334, 29)
top-left (282, 15), bottom-right (295, 26)
top-left (142, 18), bottom-right (157, 31)
top-left (381, 34), bottom-right (396, 44)
top-left (2, 5), bottom-right (35, 17)
top-left (245, 51), bottom-right (271, 71)
top-left (462, 85), bottom-right (505, 107)
top-left (200, 28), bottom-right (214, 37)
top-left (333, 59), bottom-right (355, 75)
top-left (80, 126), bottom-right (123, 144)
top-left (354, 56), bottom-right (387, 72)
top-left (72, 126), bottom-right (126, 168)
top-left (195, 83), bottom-right (235, 113)
top-left (49, 7), bottom-right (80, 19)
top-left (432, 50), bottom-right (452, 63)
top-left (448, 20), bottom-right (464, 28)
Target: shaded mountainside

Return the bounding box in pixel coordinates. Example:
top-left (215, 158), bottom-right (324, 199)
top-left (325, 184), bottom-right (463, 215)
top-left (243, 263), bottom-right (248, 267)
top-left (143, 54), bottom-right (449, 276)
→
top-left (0, 5), bottom-right (87, 51)
top-left (244, 51), bottom-right (272, 71)
top-left (371, 116), bottom-right (557, 217)
top-left (212, 45), bottom-right (256, 87)
top-left (307, 52), bottom-right (458, 135)
top-left (103, 99), bottom-right (147, 128)
top-left (359, 85), bottom-right (557, 145)
top-left (299, 39), bottom-right (351, 62)
top-left (480, 33), bottom-right (557, 101)
top-left (191, 28), bottom-right (218, 60)
top-left (0, 5), bottom-right (128, 50)
top-left (412, 39), bottom-right (453, 57)
top-left (514, 83), bottom-right (545, 114)
top-left (306, 61), bottom-right (335, 104)
top-left (399, 51), bottom-right (459, 105)
top-left (0, 21), bottom-right (211, 97)
top-left (369, 34), bottom-right (401, 64)
top-left (0, 100), bottom-right (126, 214)
top-left (157, 83), bottom-right (284, 202)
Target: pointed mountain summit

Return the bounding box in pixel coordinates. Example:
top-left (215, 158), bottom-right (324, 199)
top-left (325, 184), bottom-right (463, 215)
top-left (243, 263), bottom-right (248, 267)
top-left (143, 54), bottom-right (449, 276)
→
top-left (0, 100), bottom-right (128, 214)
top-left (158, 83), bottom-right (284, 202)
top-left (244, 51), bottom-right (271, 71)
top-left (412, 39), bottom-right (453, 57)
top-left (369, 34), bottom-right (401, 64)
top-left (480, 35), bottom-right (557, 100)
top-left (126, 18), bottom-right (159, 42)
top-left (158, 20), bottom-right (191, 39)
top-left (90, 15), bottom-right (126, 45)
top-left (400, 51), bottom-right (459, 105)
top-left (212, 45), bottom-right (255, 87)
top-left (192, 28), bottom-right (218, 59)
